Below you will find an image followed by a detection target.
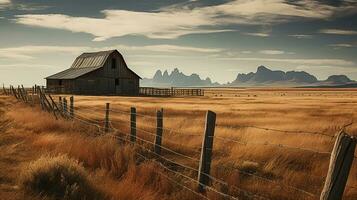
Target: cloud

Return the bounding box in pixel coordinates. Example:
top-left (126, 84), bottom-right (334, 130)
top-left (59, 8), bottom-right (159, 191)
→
top-left (0, 0), bottom-right (10, 9)
top-left (0, 63), bottom-right (54, 70)
top-left (329, 43), bottom-right (354, 48)
top-left (0, 44), bottom-right (224, 59)
top-left (14, 0), bottom-right (357, 40)
top-left (259, 50), bottom-right (285, 55)
top-left (15, 10), bottom-right (230, 41)
top-left (118, 44), bottom-right (224, 53)
top-left (320, 29), bottom-right (357, 35)
top-left (289, 34), bottom-right (313, 39)
top-left (0, 45), bottom-right (91, 59)
top-left (0, 0), bottom-right (10, 4)
top-left (243, 32), bottom-right (270, 37)
top-left (218, 57), bottom-right (355, 66)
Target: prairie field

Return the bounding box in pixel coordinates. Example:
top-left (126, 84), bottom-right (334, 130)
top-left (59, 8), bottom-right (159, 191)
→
top-left (1, 88), bottom-right (357, 200)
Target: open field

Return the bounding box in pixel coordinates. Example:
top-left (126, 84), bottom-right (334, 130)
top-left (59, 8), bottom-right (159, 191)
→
top-left (1, 88), bottom-right (357, 199)
top-left (67, 88), bottom-right (357, 199)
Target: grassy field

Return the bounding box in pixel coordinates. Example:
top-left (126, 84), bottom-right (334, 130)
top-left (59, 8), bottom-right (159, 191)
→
top-left (1, 88), bottom-right (357, 199)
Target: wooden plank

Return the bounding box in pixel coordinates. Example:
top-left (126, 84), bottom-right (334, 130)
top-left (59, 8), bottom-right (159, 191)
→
top-left (70, 96), bottom-right (74, 119)
top-left (104, 103), bottom-right (110, 133)
top-left (320, 131), bottom-right (356, 200)
top-left (154, 108), bottom-right (163, 155)
top-left (130, 107), bottom-right (136, 143)
top-left (198, 110), bottom-right (216, 192)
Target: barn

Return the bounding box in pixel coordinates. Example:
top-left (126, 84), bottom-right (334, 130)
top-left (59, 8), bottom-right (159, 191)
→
top-left (46, 50), bottom-right (141, 95)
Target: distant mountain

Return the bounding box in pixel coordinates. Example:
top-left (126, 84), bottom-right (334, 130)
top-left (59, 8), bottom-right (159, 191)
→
top-left (324, 75), bottom-right (353, 84)
top-left (231, 66), bottom-right (318, 86)
top-left (141, 66), bottom-right (354, 87)
top-left (140, 68), bottom-right (220, 87)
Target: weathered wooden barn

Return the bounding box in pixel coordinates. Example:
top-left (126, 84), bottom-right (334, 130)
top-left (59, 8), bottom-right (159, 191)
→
top-left (46, 50), bottom-right (141, 95)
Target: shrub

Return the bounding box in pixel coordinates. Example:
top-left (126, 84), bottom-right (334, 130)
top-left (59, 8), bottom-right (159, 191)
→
top-left (19, 155), bottom-right (103, 200)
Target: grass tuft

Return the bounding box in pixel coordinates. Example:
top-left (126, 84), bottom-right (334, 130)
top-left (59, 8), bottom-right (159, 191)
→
top-left (19, 155), bottom-right (103, 200)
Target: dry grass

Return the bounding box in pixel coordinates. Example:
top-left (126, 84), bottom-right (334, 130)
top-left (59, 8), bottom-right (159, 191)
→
top-left (1, 88), bottom-right (357, 199)
top-left (19, 155), bottom-right (103, 200)
top-left (66, 88), bottom-right (357, 199)
top-left (0, 99), bottom-right (197, 200)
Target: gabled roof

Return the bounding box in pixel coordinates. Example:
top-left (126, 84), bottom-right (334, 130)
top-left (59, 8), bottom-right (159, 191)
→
top-left (71, 50), bottom-right (115, 69)
top-left (46, 66), bottom-right (102, 80)
top-left (46, 49), bottom-right (142, 80)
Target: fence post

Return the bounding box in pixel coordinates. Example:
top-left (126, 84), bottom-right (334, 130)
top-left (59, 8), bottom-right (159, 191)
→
top-left (63, 97), bottom-right (68, 117)
top-left (154, 108), bottom-right (164, 155)
top-left (21, 85), bottom-right (28, 103)
top-left (320, 131), bottom-right (356, 200)
top-left (198, 110), bottom-right (216, 192)
top-left (2, 84), bottom-right (6, 95)
top-left (105, 103), bottom-right (110, 133)
top-left (130, 107), bottom-right (137, 143)
top-left (17, 86), bottom-right (24, 102)
top-left (70, 96), bottom-right (74, 120)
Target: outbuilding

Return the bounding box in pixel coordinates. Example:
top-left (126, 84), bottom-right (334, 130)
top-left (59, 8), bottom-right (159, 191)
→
top-left (46, 50), bottom-right (141, 95)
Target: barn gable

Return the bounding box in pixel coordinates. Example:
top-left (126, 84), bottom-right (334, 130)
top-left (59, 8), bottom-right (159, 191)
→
top-left (70, 50), bottom-right (114, 69)
top-left (46, 50), bottom-right (141, 80)
top-left (45, 49), bottom-right (141, 95)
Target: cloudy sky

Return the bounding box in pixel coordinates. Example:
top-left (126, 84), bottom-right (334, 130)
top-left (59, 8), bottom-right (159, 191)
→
top-left (0, 0), bottom-right (357, 86)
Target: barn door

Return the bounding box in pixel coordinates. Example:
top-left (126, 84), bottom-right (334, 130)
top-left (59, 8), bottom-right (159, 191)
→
top-left (115, 78), bottom-right (120, 94)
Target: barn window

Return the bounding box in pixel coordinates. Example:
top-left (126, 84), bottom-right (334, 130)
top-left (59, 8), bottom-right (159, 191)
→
top-left (112, 58), bottom-right (116, 69)
top-left (59, 80), bottom-right (62, 86)
top-left (115, 78), bottom-right (119, 86)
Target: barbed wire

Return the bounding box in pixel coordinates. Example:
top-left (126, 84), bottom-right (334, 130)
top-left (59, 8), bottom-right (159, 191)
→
top-left (213, 136), bottom-right (331, 155)
top-left (109, 131), bottom-right (272, 200)
top-left (110, 125), bottom-right (200, 163)
top-left (216, 124), bottom-right (334, 138)
top-left (73, 116), bottom-right (322, 199)
top-left (109, 119), bottom-right (202, 153)
top-left (110, 108), bottom-right (204, 121)
top-left (134, 152), bottom-right (211, 200)
top-left (74, 112), bottom-right (104, 124)
top-left (74, 106), bottom-right (107, 114)
top-left (215, 165), bottom-right (317, 198)
top-left (63, 109), bottom-right (329, 199)
top-left (111, 133), bottom-right (264, 200)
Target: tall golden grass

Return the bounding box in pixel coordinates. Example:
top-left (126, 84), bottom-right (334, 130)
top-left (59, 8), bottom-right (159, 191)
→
top-left (67, 89), bottom-right (357, 199)
top-left (1, 101), bottom-right (199, 200)
top-left (1, 88), bottom-right (357, 199)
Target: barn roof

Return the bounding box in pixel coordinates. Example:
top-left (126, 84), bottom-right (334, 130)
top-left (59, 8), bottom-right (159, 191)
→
top-left (46, 66), bottom-right (102, 80)
top-left (46, 49), bottom-right (141, 79)
top-left (71, 50), bottom-right (114, 69)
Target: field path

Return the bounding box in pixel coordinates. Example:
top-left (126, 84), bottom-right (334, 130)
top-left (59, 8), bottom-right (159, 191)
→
top-left (0, 96), bottom-right (39, 200)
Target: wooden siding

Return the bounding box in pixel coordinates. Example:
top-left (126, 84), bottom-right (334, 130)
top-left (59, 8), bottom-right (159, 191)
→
top-left (46, 50), bottom-right (139, 95)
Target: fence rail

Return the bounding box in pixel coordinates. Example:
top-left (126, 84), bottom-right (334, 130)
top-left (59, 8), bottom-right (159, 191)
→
top-left (139, 87), bottom-right (204, 97)
top-left (2, 84), bottom-right (356, 200)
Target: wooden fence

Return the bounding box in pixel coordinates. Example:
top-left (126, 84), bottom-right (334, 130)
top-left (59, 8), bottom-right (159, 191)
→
top-left (1, 84), bottom-right (356, 200)
top-left (139, 87), bottom-right (204, 97)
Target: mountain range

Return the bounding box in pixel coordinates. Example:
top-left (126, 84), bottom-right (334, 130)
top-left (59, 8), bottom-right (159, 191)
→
top-left (140, 66), bottom-right (355, 87)
top-left (140, 68), bottom-right (220, 87)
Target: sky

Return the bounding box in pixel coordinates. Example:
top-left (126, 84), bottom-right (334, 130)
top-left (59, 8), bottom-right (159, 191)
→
top-left (0, 0), bottom-right (357, 86)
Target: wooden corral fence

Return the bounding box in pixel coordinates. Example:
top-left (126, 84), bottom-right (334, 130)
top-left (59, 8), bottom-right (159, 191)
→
top-left (139, 87), bottom-right (204, 97)
top-left (2, 84), bottom-right (357, 200)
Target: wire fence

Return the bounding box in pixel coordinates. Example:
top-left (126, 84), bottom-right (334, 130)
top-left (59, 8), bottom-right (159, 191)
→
top-left (58, 97), bottom-right (357, 200)
top-left (3, 86), bottom-right (357, 200)
top-left (68, 101), bottom-right (340, 199)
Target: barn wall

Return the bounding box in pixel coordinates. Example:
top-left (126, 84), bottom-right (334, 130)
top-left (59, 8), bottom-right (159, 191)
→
top-left (46, 79), bottom-right (74, 93)
top-left (102, 51), bottom-right (140, 95)
top-left (46, 50), bottom-right (140, 95)
top-left (73, 68), bottom-right (116, 95)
